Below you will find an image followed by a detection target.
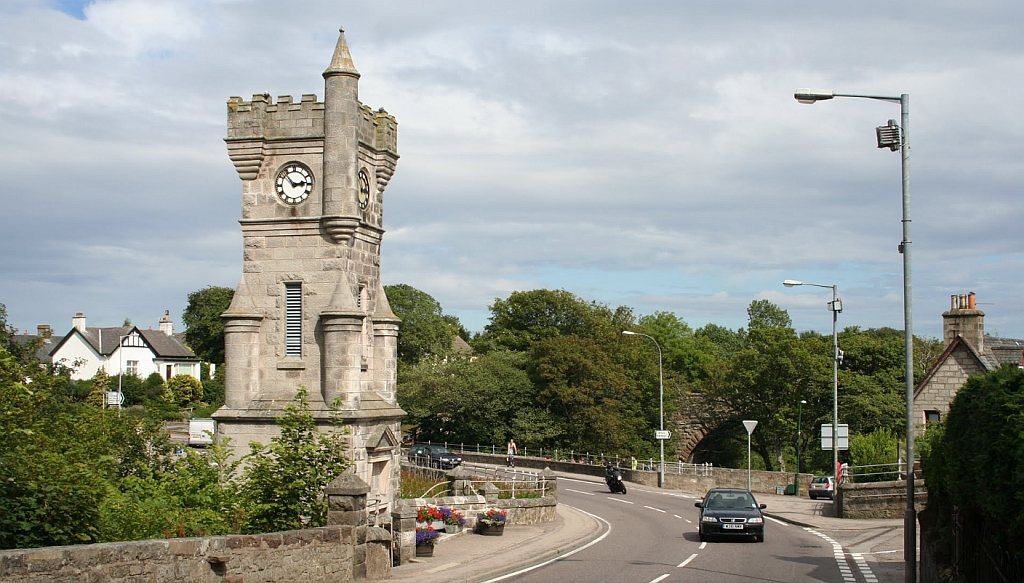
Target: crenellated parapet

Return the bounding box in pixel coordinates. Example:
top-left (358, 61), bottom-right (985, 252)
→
top-left (225, 95), bottom-right (397, 182)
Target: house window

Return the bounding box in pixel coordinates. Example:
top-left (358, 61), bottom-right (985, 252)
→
top-left (177, 363), bottom-right (195, 377)
top-left (284, 282), bottom-right (302, 357)
top-left (925, 410), bottom-right (941, 425)
top-left (126, 360), bottom-right (139, 376)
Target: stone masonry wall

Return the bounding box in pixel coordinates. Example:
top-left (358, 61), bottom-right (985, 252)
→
top-left (913, 344), bottom-right (987, 432)
top-left (0, 527), bottom-right (355, 583)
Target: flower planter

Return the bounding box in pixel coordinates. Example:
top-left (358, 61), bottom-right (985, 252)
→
top-left (445, 524), bottom-right (464, 534)
top-left (476, 523), bottom-right (505, 536)
top-left (416, 544), bottom-right (435, 557)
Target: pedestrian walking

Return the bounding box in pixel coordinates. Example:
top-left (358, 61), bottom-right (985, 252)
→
top-left (506, 438), bottom-right (517, 467)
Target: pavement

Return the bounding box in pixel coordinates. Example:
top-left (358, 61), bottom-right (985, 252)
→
top-left (388, 473), bottom-right (907, 583)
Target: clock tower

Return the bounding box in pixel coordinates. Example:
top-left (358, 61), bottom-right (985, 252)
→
top-left (216, 28), bottom-right (403, 516)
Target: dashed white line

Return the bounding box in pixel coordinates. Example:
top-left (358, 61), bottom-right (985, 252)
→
top-left (607, 497), bottom-right (635, 504)
top-left (644, 505), bottom-right (667, 513)
top-left (649, 575), bottom-right (671, 583)
top-left (677, 553), bottom-right (699, 568)
top-left (564, 488), bottom-right (595, 496)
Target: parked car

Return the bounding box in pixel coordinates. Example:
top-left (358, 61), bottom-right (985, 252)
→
top-left (407, 444), bottom-right (463, 469)
top-left (694, 488), bottom-right (766, 542)
top-left (809, 475), bottom-right (836, 500)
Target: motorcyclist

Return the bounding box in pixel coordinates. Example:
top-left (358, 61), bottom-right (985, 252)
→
top-left (604, 461), bottom-right (616, 478)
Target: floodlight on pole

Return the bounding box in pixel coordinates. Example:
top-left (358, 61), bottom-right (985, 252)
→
top-left (622, 330), bottom-right (665, 488)
top-left (794, 87), bottom-right (915, 583)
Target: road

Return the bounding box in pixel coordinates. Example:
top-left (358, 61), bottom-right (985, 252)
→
top-left (504, 476), bottom-right (886, 583)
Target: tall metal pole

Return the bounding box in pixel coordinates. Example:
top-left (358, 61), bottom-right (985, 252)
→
top-left (622, 331), bottom-right (665, 488)
top-left (831, 285), bottom-right (839, 484)
top-left (899, 93), bottom-right (916, 583)
top-left (793, 88), bottom-right (914, 582)
top-left (796, 399), bottom-right (805, 491)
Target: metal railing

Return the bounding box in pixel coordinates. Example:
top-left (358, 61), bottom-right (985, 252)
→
top-left (414, 441), bottom-right (713, 476)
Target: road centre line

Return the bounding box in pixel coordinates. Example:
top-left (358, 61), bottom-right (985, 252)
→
top-left (648, 574), bottom-right (671, 583)
top-left (644, 505), bottom-right (666, 513)
top-left (565, 488), bottom-right (595, 496)
top-left (677, 553), bottom-right (699, 568)
top-left (607, 497), bottom-right (634, 504)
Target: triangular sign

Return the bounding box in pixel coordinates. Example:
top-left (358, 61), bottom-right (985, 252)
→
top-left (742, 420), bottom-right (758, 435)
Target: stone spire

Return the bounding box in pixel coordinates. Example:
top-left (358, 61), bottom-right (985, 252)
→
top-left (323, 27), bottom-right (360, 80)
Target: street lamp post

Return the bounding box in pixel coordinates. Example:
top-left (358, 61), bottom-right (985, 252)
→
top-left (794, 88), bottom-right (915, 583)
top-left (796, 399), bottom-right (806, 491)
top-left (622, 330), bottom-right (665, 488)
top-left (783, 280), bottom-right (841, 492)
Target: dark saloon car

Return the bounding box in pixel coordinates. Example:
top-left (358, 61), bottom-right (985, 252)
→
top-left (407, 444), bottom-right (463, 469)
top-left (694, 488), bottom-right (766, 542)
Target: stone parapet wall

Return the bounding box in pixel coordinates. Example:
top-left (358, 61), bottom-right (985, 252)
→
top-left (0, 527), bottom-right (355, 583)
top-left (456, 451), bottom-right (811, 496)
top-left (836, 479), bottom-right (926, 519)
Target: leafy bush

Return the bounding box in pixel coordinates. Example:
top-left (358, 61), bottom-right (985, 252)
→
top-left (237, 387), bottom-right (351, 533)
top-left (924, 365), bottom-right (1024, 547)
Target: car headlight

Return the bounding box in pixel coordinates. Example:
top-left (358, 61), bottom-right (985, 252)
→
top-left (701, 516), bottom-right (718, 523)
top-left (747, 517), bottom-right (763, 524)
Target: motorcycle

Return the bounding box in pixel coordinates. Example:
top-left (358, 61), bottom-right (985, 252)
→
top-left (605, 467), bottom-right (627, 494)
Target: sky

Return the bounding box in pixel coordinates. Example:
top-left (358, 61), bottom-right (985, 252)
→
top-left (2, 0), bottom-right (1022, 342)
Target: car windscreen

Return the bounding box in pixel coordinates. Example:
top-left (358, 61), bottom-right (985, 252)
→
top-left (705, 492), bottom-right (756, 509)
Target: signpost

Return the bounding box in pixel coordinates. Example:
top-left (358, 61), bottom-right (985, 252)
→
top-left (655, 430), bottom-right (671, 440)
top-left (743, 420), bottom-right (758, 490)
top-left (820, 424), bottom-right (849, 450)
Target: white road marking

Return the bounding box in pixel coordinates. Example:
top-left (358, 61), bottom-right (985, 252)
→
top-left (649, 575), bottom-right (671, 583)
top-left (607, 497), bottom-right (634, 504)
top-left (644, 505), bottom-right (666, 513)
top-left (765, 516), bottom-right (788, 525)
top-left (677, 553), bottom-right (699, 568)
top-left (699, 541), bottom-right (708, 550)
top-left (565, 488), bottom-right (595, 496)
top-left (805, 528), bottom-right (876, 583)
top-left (479, 505), bottom-right (611, 583)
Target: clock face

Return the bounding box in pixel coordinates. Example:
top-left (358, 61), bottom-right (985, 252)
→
top-left (275, 162), bottom-right (313, 205)
top-left (357, 168), bottom-right (371, 209)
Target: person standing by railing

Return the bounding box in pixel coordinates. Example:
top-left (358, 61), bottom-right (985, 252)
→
top-left (506, 437), bottom-right (518, 468)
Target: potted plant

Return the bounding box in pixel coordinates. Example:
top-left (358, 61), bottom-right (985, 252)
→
top-left (415, 525), bottom-right (440, 557)
top-left (475, 507), bottom-right (508, 536)
top-left (416, 504), bottom-right (445, 531)
top-left (440, 506), bottom-right (466, 533)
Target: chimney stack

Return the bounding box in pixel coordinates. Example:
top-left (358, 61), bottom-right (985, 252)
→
top-left (72, 312), bottom-right (87, 333)
top-left (37, 324), bottom-right (52, 338)
top-left (943, 292), bottom-right (984, 351)
top-left (159, 310), bottom-right (173, 336)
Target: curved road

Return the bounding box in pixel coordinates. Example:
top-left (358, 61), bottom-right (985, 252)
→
top-left (502, 476), bottom-right (875, 583)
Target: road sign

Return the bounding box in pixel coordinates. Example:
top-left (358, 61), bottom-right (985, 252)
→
top-left (742, 420), bottom-right (758, 435)
top-left (655, 430), bottom-right (671, 440)
top-left (105, 391), bottom-right (124, 406)
top-left (820, 424), bottom-right (849, 450)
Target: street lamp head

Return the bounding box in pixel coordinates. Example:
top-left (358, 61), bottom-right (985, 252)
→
top-left (800, 399), bottom-right (807, 404)
top-left (783, 279), bottom-right (803, 287)
top-left (794, 88), bottom-right (835, 104)
top-left (621, 330), bottom-right (637, 336)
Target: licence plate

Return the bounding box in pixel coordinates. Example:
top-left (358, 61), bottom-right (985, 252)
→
top-left (722, 524), bottom-right (744, 530)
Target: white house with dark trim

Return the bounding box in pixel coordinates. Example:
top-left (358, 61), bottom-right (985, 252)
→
top-left (48, 311), bottom-right (201, 381)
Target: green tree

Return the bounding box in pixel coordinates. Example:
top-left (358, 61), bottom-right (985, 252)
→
top-left (384, 284), bottom-right (460, 365)
top-left (163, 374), bottom-right (204, 407)
top-left (477, 289), bottom-right (624, 353)
top-left (398, 351), bottom-right (534, 444)
top-left (847, 428), bottom-right (899, 482)
top-left (238, 387), bottom-right (350, 533)
top-left (0, 303), bottom-right (40, 365)
top-left (182, 286), bottom-right (234, 364)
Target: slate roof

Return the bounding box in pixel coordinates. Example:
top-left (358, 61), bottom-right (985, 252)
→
top-left (47, 326), bottom-right (197, 361)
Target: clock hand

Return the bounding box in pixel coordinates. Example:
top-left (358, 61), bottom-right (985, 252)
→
top-left (287, 174), bottom-right (303, 187)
